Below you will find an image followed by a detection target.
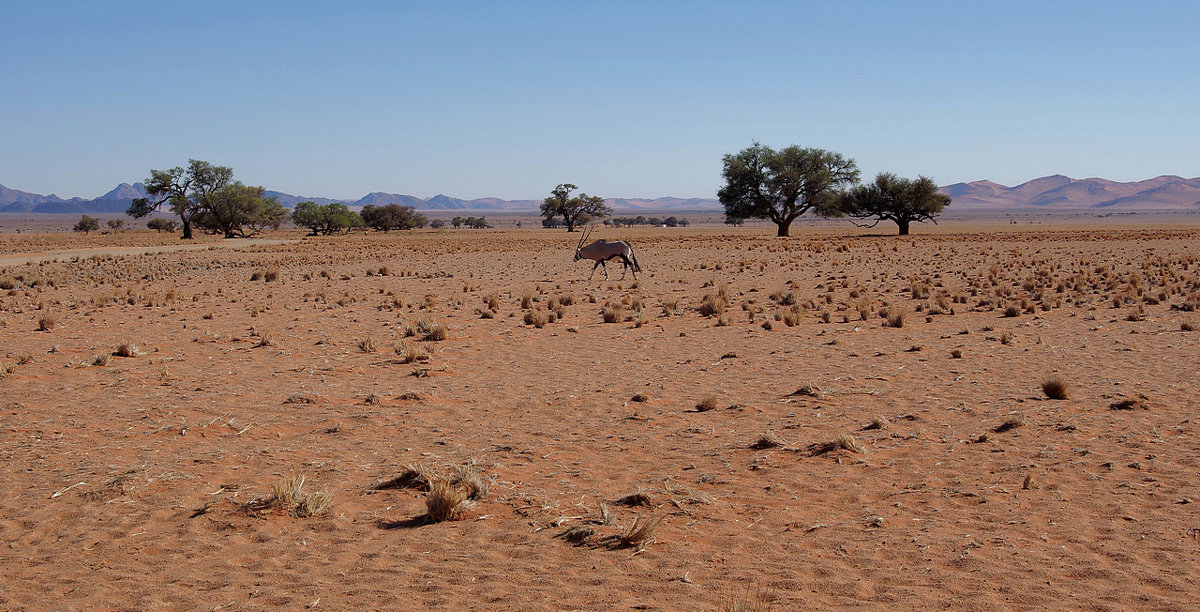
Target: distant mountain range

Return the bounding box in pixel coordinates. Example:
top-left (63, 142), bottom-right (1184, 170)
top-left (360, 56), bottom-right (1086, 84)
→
top-left (0, 182), bottom-right (722, 214)
top-left (3, 174), bottom-right (1199, 215)
top-left (939, 175), bottom-right (1200, 210)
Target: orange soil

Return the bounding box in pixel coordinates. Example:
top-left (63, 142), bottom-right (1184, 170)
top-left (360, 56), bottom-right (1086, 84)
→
top-left (0, 224), bottom-right (1198, 610)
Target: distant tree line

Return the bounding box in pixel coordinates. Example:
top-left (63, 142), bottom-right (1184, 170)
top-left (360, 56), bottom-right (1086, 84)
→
top-left (450, 216), bottom-right (491, 229)
top-left (605, 216), bottom-right (690, 227)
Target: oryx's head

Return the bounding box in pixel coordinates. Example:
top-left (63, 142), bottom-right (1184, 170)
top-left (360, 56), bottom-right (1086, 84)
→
top-left (573, 225), bottom-right (594, 261)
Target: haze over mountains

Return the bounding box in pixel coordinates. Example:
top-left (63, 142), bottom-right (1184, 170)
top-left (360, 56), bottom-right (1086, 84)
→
top-left (2, 175), bottom-right (1199, 215)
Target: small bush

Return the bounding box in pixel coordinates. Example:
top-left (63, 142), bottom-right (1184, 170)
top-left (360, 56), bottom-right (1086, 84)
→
top-left (1042, 375), bottom-right (1069, 400)
top-left (425, 479), bottom-right (469, 523)
top-left (37, 314), bottom-right (57, 332)
top-left (694, 395), bottom-right (718, 412)
top-left (114, 341), bottom-right (141, 357)
top-left (357, 336), bottom-right (378, 353)
top-left (885, 311), bottom-right (905, 328)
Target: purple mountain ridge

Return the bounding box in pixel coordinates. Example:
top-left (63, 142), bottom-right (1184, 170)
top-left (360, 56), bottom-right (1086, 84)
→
top-left (938, 175), bottom-right (1200, 210)
top-left (4, 174), bottom-right (1199, 215)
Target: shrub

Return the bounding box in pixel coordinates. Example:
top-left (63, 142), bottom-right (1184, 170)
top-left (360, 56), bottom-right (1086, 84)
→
top-left (425, 479), bottom-right (469, 523)
top-left (1042, 375), bottom-right (1069, 400)
top-left (37, 314), bottom-right (56, 332)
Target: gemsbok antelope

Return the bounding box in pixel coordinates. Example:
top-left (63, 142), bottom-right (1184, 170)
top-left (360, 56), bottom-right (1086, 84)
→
top-left (573, 226), bottom-right (641, 280)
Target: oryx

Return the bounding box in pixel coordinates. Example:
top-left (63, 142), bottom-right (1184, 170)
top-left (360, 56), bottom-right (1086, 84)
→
top-left (573, 226), bottom-right (641, 280)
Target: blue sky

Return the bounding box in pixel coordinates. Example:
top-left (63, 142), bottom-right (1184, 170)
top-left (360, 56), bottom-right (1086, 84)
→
top-left (2, 1), bottom-right (1196, 200)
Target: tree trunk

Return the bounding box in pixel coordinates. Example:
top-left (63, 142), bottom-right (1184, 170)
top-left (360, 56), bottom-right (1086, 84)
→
top-left (181, 218), bottom-right (193, 240)
top-left (776, 219), bottom-right (792, 237)
top-left (897, 219), bottom-right (910, 236)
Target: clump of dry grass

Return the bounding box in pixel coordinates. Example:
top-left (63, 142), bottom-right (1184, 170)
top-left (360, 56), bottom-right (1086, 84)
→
top-left (863, 415), bottom-right (889, 430)
top-left (950, 349), bottom-right (963, 359)
top-left (247, 474), bottom-right (332, 518)
top-left (750, 432), bottom-right (786, 450)
top-left (789, 383), bottom-right (823, 398)
top-left (90, 353), bottom-right (110, 367)
top-left (283, 391), bottom-right (319, 405)
top-left (719, 587), bottom-right (774, 612)
top-left (1022, 472), bottom-right (1040, 490)
top-left (1181, 319), bottom-right (1196, 332)
top-left (356, 336), bottom-right (378, 353)
top-left (630, 393), bottom-right (649, 403)
top-left (694, 395), bottom-right (719, 412)
top-left (395, 341), bottom-right (430, 364)
top-left (425, 479), bottom-right (470, 523)
top-left (411, 318), bottom-right (446, 341)
top-left (524, 309), bottom-right (551, 328)
top-left (885, 310), bottom-right (905, 328)
top-left (698, 286), bottom-right (729, 317)
top-left (255, 331), bottom-right (274, 347)
top-left (601, 301), bottom-right (625, 323)
top-left (994, 412), bottom-right (1027, 432)
top-left (37, 314), bottom-right (56, 332)
top-left (619, 514), bottom-right (663, 550)
top-left (808, 433), bottom-right (863, 455)
top-left (1041, 375), bottom-right (1069, 400)
top-left (113, 341), bottom-right (141, 357)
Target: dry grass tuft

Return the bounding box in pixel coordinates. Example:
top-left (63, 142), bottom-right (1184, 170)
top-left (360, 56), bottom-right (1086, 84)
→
top-left (750, 432), bottom-right (786, 450)
top-left (885, 310), bottom-right (905, 328)
top-left (789, 383), bottom-right (823, 398)
top-left (1022, 472), bottom-right (1040, 490)
top-left (994, 412), bottom-right (1028, 433)
top-left (425, 479), bottom-right (470, 523)
top-left (1041, 375), bottom-right (1069, 400)
top-left (694, 395), bottom-right (719, 412)
top-left (809, 433), bottom-right (863, 455)
top-left (619, 514), bottom-right (664, 550)
top-left (719, 585), bottom-right (775, 612)
top-left (356, 336), bottom-right (378, 353)
top-left (247, 474), bottom-right (332, 518)
top-left (283, 391), bottom-right (319, 405)
top-left (114, 341), bottom-right (141, 357)
top-left (1181, 319), bottom-right (1196, 332)
top-left (863, 415), bottom-right (890, 430)
top-left (37, 314), bottom-right (56, 331)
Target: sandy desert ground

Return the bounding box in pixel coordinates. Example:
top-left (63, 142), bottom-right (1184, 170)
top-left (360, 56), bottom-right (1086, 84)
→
top-left (0, 221), bottom-right (1198, 610)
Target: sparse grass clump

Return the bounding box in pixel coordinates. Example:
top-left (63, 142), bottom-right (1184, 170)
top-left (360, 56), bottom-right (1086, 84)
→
top-left (885, 310), bottom-right (905, 328)
top-left (524, 309), bottom-right (551, 328)
top-left (602, 302), bottom-right (624, 323)
top-left (994, 412), bottom-right (1027, 432)
top-left (1181, 319), bottom-right (1196, 332)
top-left (425, 479), bottom-right (470, 523)
top-left (694, 395), bottom-right (719, 412)
top-left (410, 318), bottom-right (446, 341)
top-left (750, 432), bottom-right (786, 449)
top-left (37, 314), bottom-right (56, 331)
top-left (809, 433), bottom-right (863, 455)
top-left (114, 341), bottom-right (141, 357)
top-left (246, 474), bottom-right (332, 518)
top-left (356, 336), bottom-right (378, 353)
top-left (619, 514), bottom-right (663, 550)
top-left (1042, 375), bottom-right (1069, 400)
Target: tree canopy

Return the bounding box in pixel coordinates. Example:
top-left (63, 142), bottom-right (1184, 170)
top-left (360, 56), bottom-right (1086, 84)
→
top-left (718, 143), bottom-right (859, 237)
top-left (192, 183), bottom-right (287, 238)
top-left (126, 160), bottom-right (234, 239)
top-left (73, 215), bottom-right (99, 235)
top-left (361, 204), bottom-right (428, 232)
top-left (291, 201), bottom-right (362, 236)
top-left (540, 184), bottom-right (611, 232)
top-left (837, 173), bottom-right (951, 235)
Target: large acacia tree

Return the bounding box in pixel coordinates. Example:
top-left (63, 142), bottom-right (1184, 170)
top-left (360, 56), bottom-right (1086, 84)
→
top-left (192, 183), bottom-right (287, 238)
top-left (837, 173), bottom-right (951, 235)
top-left (540, 184), bottom-right (611, 232)
top-left (126, 159), bottom-right (233, 239)
top-left (718, 143), bottom-right (859, 237)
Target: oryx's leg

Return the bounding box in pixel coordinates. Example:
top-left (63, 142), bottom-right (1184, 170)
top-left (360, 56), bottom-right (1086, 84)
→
top-left (601, 260), bottom-right (610, 279)
top-left (618, 255), bottom-right (636, 280)
top-left (589, 260), bottom-right (601, 280)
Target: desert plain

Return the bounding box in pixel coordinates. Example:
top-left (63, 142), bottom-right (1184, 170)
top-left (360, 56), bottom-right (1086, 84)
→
top-left (0, 219), bottom-right (1198, 610)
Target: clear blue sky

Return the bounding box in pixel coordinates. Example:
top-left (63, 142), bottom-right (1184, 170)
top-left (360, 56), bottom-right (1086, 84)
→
top-left (2, 1), bottom-right (1196, 200)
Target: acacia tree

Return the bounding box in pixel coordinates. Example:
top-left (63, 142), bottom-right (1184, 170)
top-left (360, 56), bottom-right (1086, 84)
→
top-left (837, 173), bottom-right (951, 235)
top-left (73, 215), bottom-right (99, 235)
top-left (126, 159), bottom-right (234, 239)
top-left (540, 184), bottom-right (611, 232)
top-left (718, 143), bottom-right (859, 237)
top-left (291, 201), bottom-right (361, 235)
top-left (361, 204), bottom-right (428, 231)
top-left (193, 183), bottom-right (287, 238)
